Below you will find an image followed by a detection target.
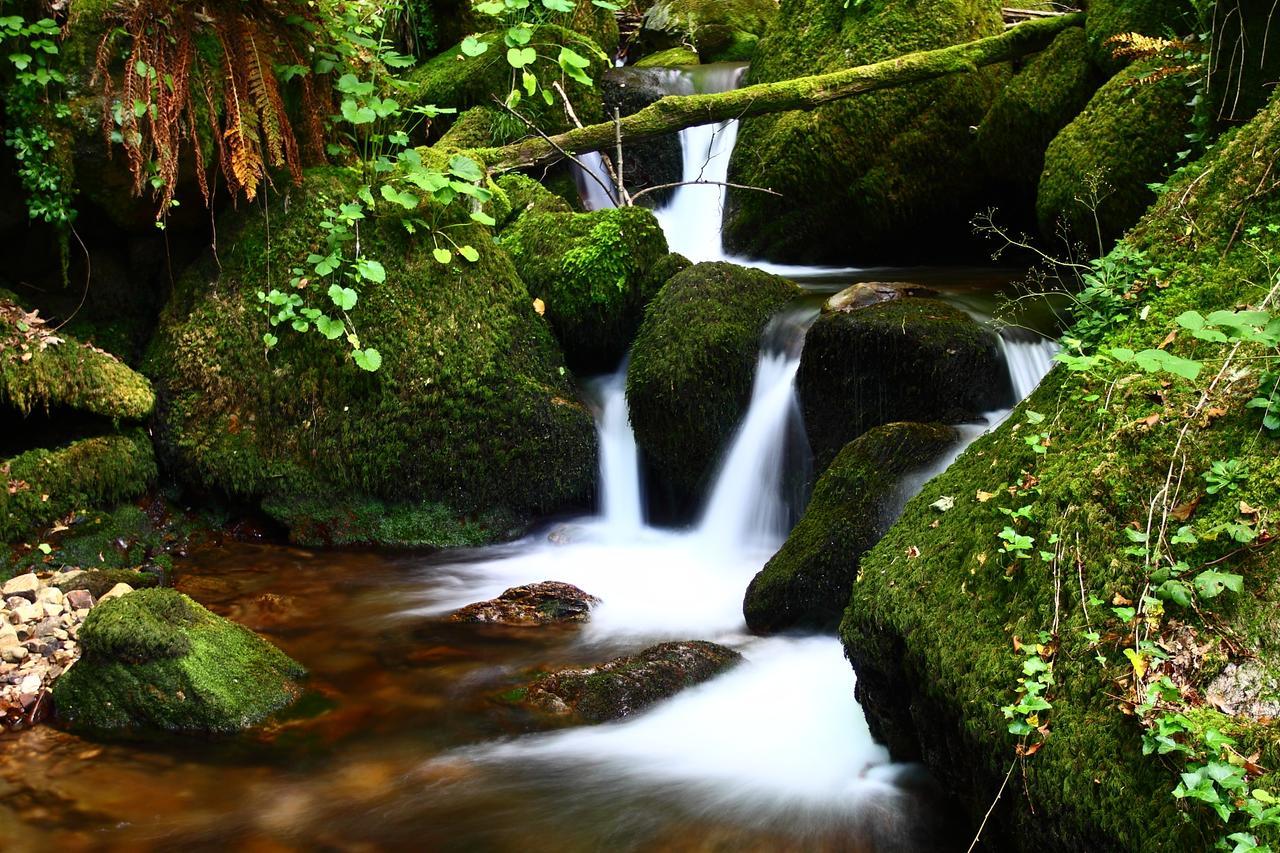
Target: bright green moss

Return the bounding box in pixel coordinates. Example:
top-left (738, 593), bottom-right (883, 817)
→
top-left (840, 90), bottom-right (1280, 850)
top-left (723, 0), bottom-right (1006, 262)
top-left (976, 27), bottom-right (1100, 201)
top-left (744, 422), bottom-right (956, 633)
top-left (1037, 60), bottom-right (1191, 247)
top-left (146, 167), bottom-right (596, 542)
top-left (54, 588), bottom-right (307, 735)
top-left (626, 262), bottom-right (799, 499)
top-left (633, 46), bottom-right (702, 67)
top-left (502, 206), bottom-right (669, 371)
top-left (0, 430), bottom-right (156, 543)
top-left (636, 0), bottom-right (776, 62)
top-left (494, 172), bottom-right (573, 230)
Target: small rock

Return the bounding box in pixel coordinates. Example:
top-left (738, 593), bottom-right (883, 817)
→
top-left (1, 646), bottom-right (29, 663)
top-left (98, 583), bottom-right (134, 603)
top-left (35, 587), bottom-right (63, 605)
top-left (18, 674), bottom-right (40, 695)
top-left (823, 281), bottom-right (940, 314)
top-left (6, 596), bottom-right (29, 610)
top-left (31, 618), bottom-right (60, 640)
top-left (13, 603), bottom-right (41, 624)
top-left (41, 602), bottom-right (63, 619)
top-left (1, 574), bottom-right (39, 602)
top-left (65, 588), bottom-right (94, 611)
top-left (450, 582), bottom-right (600, 625)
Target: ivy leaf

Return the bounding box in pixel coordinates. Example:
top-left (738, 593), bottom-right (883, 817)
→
top-left (328, 283), bottom-right (358, 311)
top-left (433, 248), bottom-right (453, 264)
top-left (315, 315), bottom-right (345, 340)
top-left (506, 46), bottom-right (537, 68)
top-left (353, 347), bottom-right (382, 372)
top-left (263, 332), bottom-right (279, 348)
top-left (505, 25), bottom-right (533, 46)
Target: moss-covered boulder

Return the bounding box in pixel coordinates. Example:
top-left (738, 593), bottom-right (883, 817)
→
top-left (745, 423), bottom-right (956, 633)
top-left (501, 206), bottom-right (670, 371)
top-left (54, 567), bottom-right (161, 599)
top-left (840, 89), bottom-right (1280, 850)
top-left (601, 68), bottom-right (686, 204)
top-left (511, 640), bottom-right (742, 723)
top-left (627, 262), bottom-right (800, 499)
top-left (53, 588), bottom-right (306, 735)
top-left (797, 298), bottom-right (1005, 470)
top-left (494, 173), bottom-right (573, 230)
top-left (147, 167), bottom-right (596, 546)
top-left (637, 0), bottom-right (777, 63)
top-left (1037, 60), bottom-right (1191, 247)
top-left (723, 0), bottom-right (1005, 263)
top-left (1084, 0), bottom-right (1196, 72)
top-left (633, 45), bottom-right (702, 67)
top-left (976, 27), bottom-right (1100, 205)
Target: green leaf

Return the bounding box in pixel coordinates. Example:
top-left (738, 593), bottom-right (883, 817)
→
top-left (471, 210), bottom-right (497, 226)
top-left (507, 46), bottom-right (536, 68)
top-left (458, 245), bottom-right (480, 262)
top-left (37, 543), bottom-right (52, 555)
top-left (8, 52), bottom-right (31, 70)
top-left (523, 70), bottom-right (537, 96)
top-left (460, 36), bottom-right (489, 57)
top-left (1194, 570), bottom-right (1244, 599)
top-left (328, 283), bottom-right (359, 311)
top-left (448, 154), bottom-right (485, 183)
top-left (379, 183), bottom-right (419, 210)
top-left (353, 347), bottom-right (382, 372)
top-left (354, 258), bottom-right (386, 283)
top-left (557, 47), bottom-right (593, 86)
top-left (433, 247), bottom-right (453, 264)
top-left (263, 332), bottom-right (279, 348)
top-left (505, 25), bottom-right (533, 46)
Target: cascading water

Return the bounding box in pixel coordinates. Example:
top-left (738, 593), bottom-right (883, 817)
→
top-left (999, 328), bottom-right (1060, 402)
top-left (587, 366), bottom-right (644, 533)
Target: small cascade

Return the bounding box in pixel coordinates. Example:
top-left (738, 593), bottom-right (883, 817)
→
top-left (588, 365), bottom-right (644, 532)
top-left (999, 328), bottom-right (1060, 402)
top-left (573, 151), bottom-right (620, 211)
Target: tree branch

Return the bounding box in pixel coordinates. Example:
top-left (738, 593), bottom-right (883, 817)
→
top-left (479, 13), bottom-right (1083, 172)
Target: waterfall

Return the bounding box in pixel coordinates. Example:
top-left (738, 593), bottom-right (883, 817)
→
top-left (999, 329), bottom-right (1060, 402)
top-left (588, 365), bottom-right (644, 532)
top-left (573, 151), bottom-right (619, 212)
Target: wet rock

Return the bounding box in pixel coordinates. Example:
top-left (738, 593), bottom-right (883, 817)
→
top-left (2, 573), bottom-right (39, 601)
top-left (450, 582), bottom-right (600, 626)
top-left (54, 568), bottom-right (158, 599)
top-left (517, 641), bottom-right (742, 724)
top-left (601, 68), bottom-right (685, 204)
top-left (823, 282), bottom-right (940, 314)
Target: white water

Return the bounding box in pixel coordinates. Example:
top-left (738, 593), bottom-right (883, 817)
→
top-left (587, 368), bottom-right (644, 533)
top-left (1000, 329), bottom-right (1060, 402)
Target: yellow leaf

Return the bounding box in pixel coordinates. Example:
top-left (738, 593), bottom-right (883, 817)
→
top-left (976, 490), bottom-right (995, 503)
top-left (533, 297), bottom-right (546, 316)
top-left (1123, 648), bottom-right (1148, 679)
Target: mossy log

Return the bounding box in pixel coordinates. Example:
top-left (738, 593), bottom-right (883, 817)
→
top-left (481, 13), bottom-right (1082, 171)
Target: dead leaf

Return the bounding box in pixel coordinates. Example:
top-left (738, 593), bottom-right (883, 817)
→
top-left (1158, 329), bottom-right (1177, 350)
top-left (1169, 497), bottom-right (1201, 522)
top-left (1113, 592), bottom-right (1133, 606)
top-left (905, 546), bottom-right (920, 559)
top-left (532, 298), bottom-right (546, 316)
top-left (976, 490), bottom-right (995, 503)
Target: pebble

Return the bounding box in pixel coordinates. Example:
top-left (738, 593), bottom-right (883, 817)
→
top-left (65, 590), bottom-right (94, 610)
top-left (1, 574), bottom-right (39, 601)
top-left (1, 646), bottom-right (29, 663)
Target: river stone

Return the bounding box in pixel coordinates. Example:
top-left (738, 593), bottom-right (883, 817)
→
top-left (1, 573), bottom-right (39, 601)
top-left (823, 282), bottom-right (940, 314)
top-left (518, 640), bottom-right (742, 723)
top-left (797, 298), bottom-right (1008, 470)
top-left (744, 423), bottom-right (959, 633)
top-left (449, 582), bottom-right (600, 626)
top-left (65, 589), bottom-right (95, 611)
top-left (98, 583), bottom-right (134, 603)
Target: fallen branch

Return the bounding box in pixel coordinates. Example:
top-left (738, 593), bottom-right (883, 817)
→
top-left (629, 180), bottom-right (783, 203)
top-left (479, 13), bottom-right (1083, 172)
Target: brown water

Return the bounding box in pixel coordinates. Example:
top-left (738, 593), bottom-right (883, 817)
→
top-left (0, 539), bottom-right (961, 853)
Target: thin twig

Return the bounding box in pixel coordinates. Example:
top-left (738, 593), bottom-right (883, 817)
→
top-left (630, 180), bottom-right (783, 203)
top-left (491, 95), bottom-right (617, 205)
top-left (967, 759), bottom-right (1018, 853)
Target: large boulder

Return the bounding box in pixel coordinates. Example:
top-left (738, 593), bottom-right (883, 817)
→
top-left (626, 262), bottom-right (800, 500)
top-left (147, 167), bottom-right (597, 547)
top-left (976, 27), bottom-right (1100, 209)
top-left (722, 0), bottom-right (1005, 263)
top-left (501, 206), bottom-right (671, 371)
top-left (53, 588), bottom-right (306, 735)
top-left (744, 423), bottom-right (957, 633)
top-left (637, 0), bottom-right (779, 63)
top-left (840, 90), bottom-right (1280, 850)
top-left (1037, 60), bottom-right (1192, 247)
top-left (510, 640), bottom-right (742, 723)
top-left (797, 298), bottom-right (1006, 470)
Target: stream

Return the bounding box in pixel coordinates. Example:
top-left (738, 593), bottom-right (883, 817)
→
top-left (0, 63), bottom-right (1058, 852)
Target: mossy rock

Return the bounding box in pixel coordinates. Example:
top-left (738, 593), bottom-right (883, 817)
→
top-left (409, 25), bottom-right (607, 138)
top-left (501, 206), bottom-right (670, 371)
top-left (976, 27), bottom-right (1100, 204)
top-left (1084, 0), bottom-right (1196, 72)
top-left (260, 495), bottom-right (521, 548)
top-left (53, 588), bottom-right (306, 735)
top-left (55, 568), bottom-right (161, 599)
top-left (626, 262), bottom-right (800, 499)
top-left (797, 298), bottom-right (1006, 470)
top-left (146, 167), bottom-right (596, 545)
top-left (516, 640), bottom-right (742, 723)
top-left (744, 422), bottom-right (957, 633)
top-left (839, 90), bottom-right (1280, 850)
top-left (637, 0), bottom-right (777, 61)
top-left (1, 430), bottom-right (157, 543)
top-left (1037, 60), bottom-right (1192, 248)
top-left (723, 0), bottom-right (1006, 263)
top-left (493, 173), bottom-right (574, 230)
top-left (634, 46), bottom-right (702, 67)
top-left (601, 68), bottom-right (686, 203)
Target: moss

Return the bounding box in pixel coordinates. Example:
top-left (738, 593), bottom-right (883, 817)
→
top-left (1037, 60), bottom-right (1192, 248)
top-left (146, 167), bottom-right (596, 542)
top-left (502, 206), bottom-right (670, 371)
top-left (493, 173), bottom-right (573, 230)
top-left (1, 430), bottom-right (157, 543)
top-left (55, 568), bottom-right (161, 598)
top-left (839, 90), bottom-right (1280, 850)
top-left (976, 27), bottom-right (1100, 202)
top-left (637, 0), bottom-right (777, 60)
top-left (1085, 0), bottom-right (1196, 72)
top-left (745, 423), bottom-right (957, 633)
top-left (723, 0), bottom-right (1006, 263)
top-left (1, 294), bottom-right (155, 421)
top-left (437, 106), bottom-right (518, 149)
top-left (54, 588), bottom-right (306, 735)
top-left (796, 298), bottom-right (1006, 469)
top-left (261, 494), bottom-right (521, 548)
top-left (634, 46), bottom-right (702, 67)
top-left (409, 25), bottom-right (607, 138)
top-left (698, 28), bottom-right (759, 62)
top-left (626, 261), bottom-right (799, 499)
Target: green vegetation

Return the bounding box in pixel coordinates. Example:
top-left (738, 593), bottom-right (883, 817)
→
top-left (626, 262), bottom-right (799, 499)
top-left (637, 0), bottom-right (777, 63)
top-left (54, 588), bottom-right (306, 735)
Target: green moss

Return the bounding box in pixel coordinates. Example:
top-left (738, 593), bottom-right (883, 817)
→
top-left (54, 588), bottom-right (306, 735)
top-left (745, 423), bottom-right (957, 632)
top-left (1085, 0), bottom-right (1196, 71)
top-left (1037, 60), bottom-right (1191, 247)
top-left (55, 568), bottom-right (161, 598)
top-left (839, 90), bottom-right (1280, 850)
top-left (502, 206), bottom-right (669, 370)
top-left (626, 261), bottom-right (799, 499)
top-left (976, 27), bottom-right (1100, 200)
top-left (0, 430), bottom-right (157, 543)
top-left (146, 167), bottom-right (596, 542)
top-left (494, 173), bottom-right (573, 230)
top-left (698, 28), bottom-right (759, 62)
top-left (1, 294), bottom-right (155, 421)
top-left (637, 0), bottom-right (776, 61)
top-left (723, 0), bottom-right (1006, 262)
top-left (261, 494), bottom-right (521, 548)
top-left (796, 298), bottom-right (1005, 469)
top-left (634, 46), bottom-right (702, 67)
